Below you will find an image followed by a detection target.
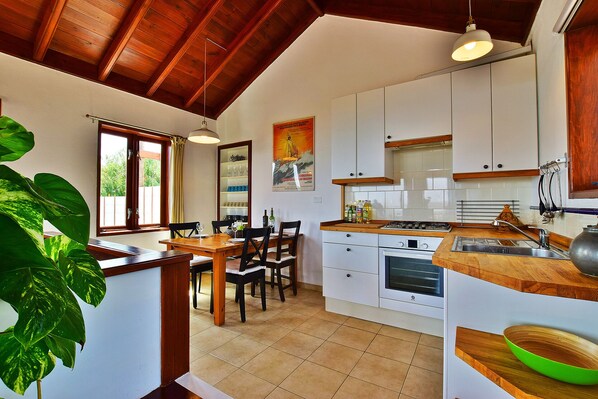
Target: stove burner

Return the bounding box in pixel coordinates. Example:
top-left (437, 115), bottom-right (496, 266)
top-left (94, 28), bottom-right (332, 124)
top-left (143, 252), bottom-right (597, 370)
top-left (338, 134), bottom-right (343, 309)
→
top-left (381, 221), bottom-right (452, 232)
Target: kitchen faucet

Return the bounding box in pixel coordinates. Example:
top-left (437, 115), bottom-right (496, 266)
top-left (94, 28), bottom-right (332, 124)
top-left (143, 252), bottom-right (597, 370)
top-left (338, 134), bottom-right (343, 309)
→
top-left (491, 220), bottom-right (550, 249)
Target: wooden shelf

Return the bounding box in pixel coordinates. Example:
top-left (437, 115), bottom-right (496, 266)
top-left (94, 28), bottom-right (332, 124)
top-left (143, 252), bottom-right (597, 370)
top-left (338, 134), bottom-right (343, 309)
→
top-left (332, 177), bottom-right (393, 185)
top-left (455, 326), bottom-right (598, 399)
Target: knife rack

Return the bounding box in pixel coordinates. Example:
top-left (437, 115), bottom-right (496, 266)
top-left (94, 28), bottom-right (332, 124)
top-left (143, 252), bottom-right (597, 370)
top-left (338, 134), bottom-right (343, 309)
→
top-left (457, 200), bottom-right (520, 226)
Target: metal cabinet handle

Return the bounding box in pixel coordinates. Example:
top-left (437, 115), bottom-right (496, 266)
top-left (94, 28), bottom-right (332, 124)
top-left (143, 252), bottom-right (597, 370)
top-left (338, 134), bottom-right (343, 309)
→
top-left (387, 135), bottom-right (392, 140)
top-left (497, 163), bottom-right (503, 169)
top-left (483, 165), bottom-right (489, 169)
top-left (349, 172), bottom-right (354, 176)
top-left (346, 248), bottom-right (351, 252)
top-left (346, 273), bottom-right (351, 278)
top-left (358, 172), bottom-right (363, 176)
top-left (346, 233), bottom-right (351, 237)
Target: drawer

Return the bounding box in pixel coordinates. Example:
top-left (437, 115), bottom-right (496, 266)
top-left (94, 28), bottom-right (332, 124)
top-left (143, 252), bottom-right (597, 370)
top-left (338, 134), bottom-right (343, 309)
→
top-left (323, 267), bottom-right (379, 307)
top-left (322, 230), bottom-right (378, 246)
top-left (323, 243), bottom-right (378, 274)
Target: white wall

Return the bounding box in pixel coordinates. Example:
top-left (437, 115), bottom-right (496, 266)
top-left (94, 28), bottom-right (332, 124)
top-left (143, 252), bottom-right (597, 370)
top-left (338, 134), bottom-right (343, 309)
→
top-left (0, 53), bottom-right (218, 250)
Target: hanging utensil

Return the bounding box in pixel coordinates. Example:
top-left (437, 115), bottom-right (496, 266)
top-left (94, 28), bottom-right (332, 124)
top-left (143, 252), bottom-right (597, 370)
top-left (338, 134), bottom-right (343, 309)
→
top-left (548, 170), bottom-right (558, 212)
top-left (538, 174), bottom-right (546, 215)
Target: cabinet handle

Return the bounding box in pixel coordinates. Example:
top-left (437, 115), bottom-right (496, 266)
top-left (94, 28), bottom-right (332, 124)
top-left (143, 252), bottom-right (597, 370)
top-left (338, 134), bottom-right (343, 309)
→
top-left (358, 172), bottom-right (363, 176)
top-left (483, 165), bottom-right (489, 169)
top-left (411, 295), bottom-right (416, 301)
top-left (346, 248), bottom-right (351, 252)
top-left (497, 163), bottom-right (503, 169)
top-left (346, 273), bottom-right (352, 278)
top-left (346, 233), bottom-right (351, 237)
top-left (387, 135), bottom-right (392, 140)
top-left (349, 172), bottom-right (354, 177)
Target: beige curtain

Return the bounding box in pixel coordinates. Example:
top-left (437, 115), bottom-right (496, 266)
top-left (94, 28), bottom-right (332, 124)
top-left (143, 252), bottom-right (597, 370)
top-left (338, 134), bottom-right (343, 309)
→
top-left (170, 136), bottom-right (187, 223)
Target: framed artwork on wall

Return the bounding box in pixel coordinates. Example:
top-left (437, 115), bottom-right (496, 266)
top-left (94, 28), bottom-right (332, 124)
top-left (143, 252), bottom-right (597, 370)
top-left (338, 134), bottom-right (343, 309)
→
top-left (272, 116), bottom-right (315, 192)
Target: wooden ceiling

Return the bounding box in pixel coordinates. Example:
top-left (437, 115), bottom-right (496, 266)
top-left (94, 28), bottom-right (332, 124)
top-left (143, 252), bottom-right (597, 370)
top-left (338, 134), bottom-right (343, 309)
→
top-left (0, 0), bottom-right (542, 119)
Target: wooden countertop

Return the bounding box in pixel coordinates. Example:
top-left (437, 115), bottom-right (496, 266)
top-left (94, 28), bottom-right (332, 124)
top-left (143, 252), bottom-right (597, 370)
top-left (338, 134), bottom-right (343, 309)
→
top-left (320, 220), bottom-right (449, 238)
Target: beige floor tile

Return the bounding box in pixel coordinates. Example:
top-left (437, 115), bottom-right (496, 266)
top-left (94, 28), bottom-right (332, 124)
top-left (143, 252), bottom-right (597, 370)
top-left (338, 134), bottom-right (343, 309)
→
top-left (399, 395), bottom-right (416, 399)
top-left (313, 310), bottom-right (348, 325)
top-left (332, 376), bottom-right (399, 399)
top-left (288, 302), bottom-right (325, 317)
top-left (242, 347), bottom-right (304, 385)
top-left (349, 353), bottom-right (409, 392)
top-left (418, 334), bottom-right (443, 350)
top-left (266, 387), bottom-right (304, 399)
top-left (215, 369), bottom-right (276, 399)
top-left (210, 335), bottom-right (268, 367)
top-left (280, 361), bottom-right (347, 399)
top-left (378, 325), bottom-right (421, 344)
top-left (411, 344), bottom-right (443, 374)
top-left (190, 326), bottom-right (239, 353)
top-left (243, 323), bottom-right (293, 346)
top-left (307, 341), bottom-right (363, 374)
top-left (272, 330), bottom-right (324, 359)
top-left (190, 344), bottom-right (205, 363)
top-left (328, 326), bottom-right (376, 351)
top-left (269, 309), bottom-right (311, 329)
top-left (400, 366), bottom-right (443, 399)
top-left (366, 335), bottom-right (417, 364)
top-left (190, 354), bottom-right (238, 385)
top-left (295, 317), bottom-right (341, 340)
top-left (190, 316), bottom-right (214, 336)
top-left (343, 317), bottom-right (382, 334)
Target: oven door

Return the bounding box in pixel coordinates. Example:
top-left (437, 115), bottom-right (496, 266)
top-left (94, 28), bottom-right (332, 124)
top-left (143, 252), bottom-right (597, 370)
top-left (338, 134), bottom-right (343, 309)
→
top-left (379, 248), bottom-right (444, 309)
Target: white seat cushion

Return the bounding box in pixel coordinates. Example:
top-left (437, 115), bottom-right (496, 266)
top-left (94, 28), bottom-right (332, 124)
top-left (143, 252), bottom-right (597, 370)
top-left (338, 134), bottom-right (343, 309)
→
top-left (265, 252), bottom-right (296, 264)
top-left (190, 255), bottom-right (213, 266)
top-left (226, 258), bottom-right (265, 275)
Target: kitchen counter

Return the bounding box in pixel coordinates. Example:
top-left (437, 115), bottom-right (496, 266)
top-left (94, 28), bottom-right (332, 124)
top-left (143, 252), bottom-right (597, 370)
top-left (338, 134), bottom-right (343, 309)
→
top-left (319, 220), bottom-right (449, 237)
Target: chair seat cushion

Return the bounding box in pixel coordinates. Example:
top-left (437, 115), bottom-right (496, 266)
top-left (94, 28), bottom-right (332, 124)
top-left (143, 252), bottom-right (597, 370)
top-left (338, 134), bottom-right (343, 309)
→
top-left (226, 258), bottom-right (265, 275)
top-left (191, 255), bottom-right (213, 266)
top-left (265, 252), bottom-right (296, 264)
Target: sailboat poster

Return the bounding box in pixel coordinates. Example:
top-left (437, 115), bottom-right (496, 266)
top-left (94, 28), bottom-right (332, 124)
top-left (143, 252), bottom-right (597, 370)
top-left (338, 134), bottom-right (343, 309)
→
top-left (272, 116), bottom-right (314, 192)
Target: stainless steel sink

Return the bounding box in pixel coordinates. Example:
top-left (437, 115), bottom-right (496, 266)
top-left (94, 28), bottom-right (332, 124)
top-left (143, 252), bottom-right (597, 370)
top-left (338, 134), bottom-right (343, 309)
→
top-left (452, 237), bottom-right (569, 260)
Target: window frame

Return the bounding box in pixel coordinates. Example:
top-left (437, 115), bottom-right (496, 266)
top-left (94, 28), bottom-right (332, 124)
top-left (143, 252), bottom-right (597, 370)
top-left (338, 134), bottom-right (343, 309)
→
top-left (96, 122), bottom-right (170, 236)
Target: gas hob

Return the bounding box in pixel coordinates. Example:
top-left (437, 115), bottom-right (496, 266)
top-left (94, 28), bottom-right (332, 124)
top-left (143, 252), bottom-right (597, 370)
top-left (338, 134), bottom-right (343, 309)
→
top-left (380, 221), bottom-right (452, 232)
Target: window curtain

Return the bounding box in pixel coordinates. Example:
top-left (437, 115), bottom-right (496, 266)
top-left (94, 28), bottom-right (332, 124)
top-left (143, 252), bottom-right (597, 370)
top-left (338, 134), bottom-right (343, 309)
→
top-left (170, 136), bottom-right (186, 223)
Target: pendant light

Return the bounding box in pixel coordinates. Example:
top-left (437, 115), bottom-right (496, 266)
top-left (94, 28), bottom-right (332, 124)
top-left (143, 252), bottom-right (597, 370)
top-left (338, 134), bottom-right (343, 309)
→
top-left (452, 0), bottom-right (493, 62)
top-left (188, 38), bottom-right (220, 144)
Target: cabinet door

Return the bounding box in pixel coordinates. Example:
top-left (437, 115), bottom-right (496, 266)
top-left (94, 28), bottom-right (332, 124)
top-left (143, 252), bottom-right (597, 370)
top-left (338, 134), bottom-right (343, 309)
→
top-left (323, 267), bottom-right (379, 307)
top-left (452, 64), bottom-right (493, 174)
top-left (491, 55), bottom-right (538, 172)
top-left (356, 88), bottom-right (386, 178)
top-left (331, 94), bottom-right (357, 179)
top-left (385, 74), bottom-right (452, 142)
top-left (217, 141), bottom-right (252, 225)
top-left (322, 243), bottom-right (378, 274)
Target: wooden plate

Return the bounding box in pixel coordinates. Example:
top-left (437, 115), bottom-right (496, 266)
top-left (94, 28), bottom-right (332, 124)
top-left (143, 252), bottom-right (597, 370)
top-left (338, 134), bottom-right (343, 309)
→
top-left (504, 325), bottom-right (598, 385)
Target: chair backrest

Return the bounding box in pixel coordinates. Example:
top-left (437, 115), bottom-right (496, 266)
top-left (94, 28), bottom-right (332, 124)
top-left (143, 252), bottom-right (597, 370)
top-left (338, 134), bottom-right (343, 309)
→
top-left (237, 227), bottom-right (271, 272)
top-left (212, 220), bottom-right (231, 234)
top-left (169, 222), bottom-right (200, 238)
top-left (274, 220), bottom-right (301, 260)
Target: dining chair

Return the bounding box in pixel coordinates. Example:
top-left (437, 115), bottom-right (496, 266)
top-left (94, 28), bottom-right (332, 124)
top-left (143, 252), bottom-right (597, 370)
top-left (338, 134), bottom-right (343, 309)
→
top-left (265, 220), bottom-right (301, 302)
top-left (212, 220), bottom-right (231, 234)
top-left (168, 222), bottom-right (213, 312)
top-left (218, 227), bottom-right (270, 322)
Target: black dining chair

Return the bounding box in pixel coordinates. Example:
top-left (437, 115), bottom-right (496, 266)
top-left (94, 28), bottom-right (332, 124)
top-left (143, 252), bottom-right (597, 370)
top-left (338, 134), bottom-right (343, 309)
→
top-left (219, 227), bottom-right (270, 322)
top-left (212, 220), bottom-right (231, 234)
top-left (168, 222), bottom-right (213, 312)
top-left (265, 220), bottom-right (301, 302)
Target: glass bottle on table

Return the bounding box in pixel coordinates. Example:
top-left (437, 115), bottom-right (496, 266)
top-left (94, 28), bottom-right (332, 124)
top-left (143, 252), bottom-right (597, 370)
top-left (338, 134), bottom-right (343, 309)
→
top-left (263, 209), bottom-right (268, 228)
top-left (269, 208), bottom-right (275, 233)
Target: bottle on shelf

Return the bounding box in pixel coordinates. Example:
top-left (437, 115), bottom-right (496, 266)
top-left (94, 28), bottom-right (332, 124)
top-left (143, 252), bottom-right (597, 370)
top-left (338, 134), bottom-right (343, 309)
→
top-left (363, 200), bottom-right (372, 224)
top-left (344, 204), bottom-right (350, 222)
top-left (263, 209), bottom-right (268, 228)
top-left (269, 208), bottom-right (275, 233)
top-left (356, 200), bottom-right (363, 224)
top-left (350, 204), bottom-right (356, 223)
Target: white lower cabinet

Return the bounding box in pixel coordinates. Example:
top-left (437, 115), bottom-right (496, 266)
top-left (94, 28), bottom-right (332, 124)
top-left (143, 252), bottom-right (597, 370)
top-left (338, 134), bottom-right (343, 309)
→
top-left (323, 268), bottom-right (379, 307)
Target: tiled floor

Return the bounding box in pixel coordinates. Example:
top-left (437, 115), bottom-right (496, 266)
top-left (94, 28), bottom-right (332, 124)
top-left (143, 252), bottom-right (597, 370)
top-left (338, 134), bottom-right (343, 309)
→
top-left (189, 278), bottom-right (443, 399)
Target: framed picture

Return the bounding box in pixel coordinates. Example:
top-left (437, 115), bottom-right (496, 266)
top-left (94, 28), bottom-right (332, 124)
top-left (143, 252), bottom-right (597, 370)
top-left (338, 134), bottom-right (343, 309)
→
top-left (272, 116), bottom-right (314, 192)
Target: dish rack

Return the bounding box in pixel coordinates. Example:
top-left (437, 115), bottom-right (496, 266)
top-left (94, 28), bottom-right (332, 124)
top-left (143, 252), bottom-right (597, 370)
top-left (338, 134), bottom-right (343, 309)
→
top-left (456, 200), bottom-right (520, 226)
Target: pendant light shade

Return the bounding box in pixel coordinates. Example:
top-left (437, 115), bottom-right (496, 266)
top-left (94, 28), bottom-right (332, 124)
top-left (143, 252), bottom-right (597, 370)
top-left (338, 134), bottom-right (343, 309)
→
top-left (452, 1), bottom-right (493, 62)
top-left (189, 38), bottom-right (220, 144)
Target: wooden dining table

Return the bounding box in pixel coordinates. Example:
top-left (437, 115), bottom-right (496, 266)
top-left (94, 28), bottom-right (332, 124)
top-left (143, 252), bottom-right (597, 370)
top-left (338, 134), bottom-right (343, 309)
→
top-left (159, 232), bottom-right (294, 326)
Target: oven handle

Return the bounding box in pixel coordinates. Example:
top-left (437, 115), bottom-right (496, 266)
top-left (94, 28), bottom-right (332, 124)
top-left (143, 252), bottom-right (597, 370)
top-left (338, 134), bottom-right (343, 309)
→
top-left (381, 249), bottom-right (433, 261)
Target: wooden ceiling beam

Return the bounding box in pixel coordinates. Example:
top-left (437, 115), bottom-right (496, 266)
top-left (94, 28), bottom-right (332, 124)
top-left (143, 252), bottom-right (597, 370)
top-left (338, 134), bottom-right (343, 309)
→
top-left (184, 0), bottom-right (284, 108)
top-left (33, 0), bottom-right (67, 61)
top-left (98, 0), bottom-right (154, 81)
top-left (213, 12), bottom-right (319, 118)
top-left (306, 0), bottom-right (325, 17)
top-left (145, 0), bottom-right (225, 97)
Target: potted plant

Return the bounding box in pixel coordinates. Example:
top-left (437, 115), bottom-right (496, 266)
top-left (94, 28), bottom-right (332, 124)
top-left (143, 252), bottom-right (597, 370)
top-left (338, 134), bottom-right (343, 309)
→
top-left (0, 116), bottom-right (106, 397)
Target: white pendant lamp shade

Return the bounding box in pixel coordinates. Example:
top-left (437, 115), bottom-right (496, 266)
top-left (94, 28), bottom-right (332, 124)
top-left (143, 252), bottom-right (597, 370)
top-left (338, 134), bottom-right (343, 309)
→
top-left (452, 0), bottom-right (493, 62)
top-left (188, 120), bottom-right (220, 144)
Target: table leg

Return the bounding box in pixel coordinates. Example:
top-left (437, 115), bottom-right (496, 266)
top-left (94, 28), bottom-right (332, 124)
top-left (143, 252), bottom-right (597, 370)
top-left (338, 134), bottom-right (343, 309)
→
top-left (212, 252), bottom-right (226, 325)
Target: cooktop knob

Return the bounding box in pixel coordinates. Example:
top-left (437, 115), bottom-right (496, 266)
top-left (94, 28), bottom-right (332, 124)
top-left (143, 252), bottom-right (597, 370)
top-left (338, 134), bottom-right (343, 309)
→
top-left (420, 243), bottom-right (429, 249)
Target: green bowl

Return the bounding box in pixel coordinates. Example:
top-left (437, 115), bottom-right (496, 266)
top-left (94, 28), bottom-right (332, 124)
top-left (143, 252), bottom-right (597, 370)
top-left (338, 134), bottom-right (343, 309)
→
top-left (504, 325), bottom-right (598, 385)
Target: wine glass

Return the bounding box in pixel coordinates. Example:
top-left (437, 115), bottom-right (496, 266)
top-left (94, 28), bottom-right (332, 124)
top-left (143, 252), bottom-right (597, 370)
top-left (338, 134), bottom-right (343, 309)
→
top-left (196, 222), bottom-right (204, 237)
top-left (231, 221), bottom-right (239, 239)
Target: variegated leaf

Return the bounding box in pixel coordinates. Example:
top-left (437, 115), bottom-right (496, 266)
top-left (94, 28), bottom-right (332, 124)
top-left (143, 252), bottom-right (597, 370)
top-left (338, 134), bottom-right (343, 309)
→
top-left (0, 116), bottom-right (35, 162)
top-left (0, 268), bottom-right (68, 348)
top-left (58, 249), bottom-right (106, 306)
top-left (0, 215), bottom-right (52, 274)
top-left (0, 328), bottom-right (55, 395)
top-left (44, 234), bottom-right (84, 262)
top-left (45, 334), bottom-right (76, 369)
top-left (49, 288), bottom-right (85, 346)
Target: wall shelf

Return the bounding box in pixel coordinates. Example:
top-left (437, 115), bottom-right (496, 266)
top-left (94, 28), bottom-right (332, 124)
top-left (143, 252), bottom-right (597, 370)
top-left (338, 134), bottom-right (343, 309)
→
top-left (455, 326), bottom-right (598, 399)
top-left (217, 141), bottom-right (252, 224)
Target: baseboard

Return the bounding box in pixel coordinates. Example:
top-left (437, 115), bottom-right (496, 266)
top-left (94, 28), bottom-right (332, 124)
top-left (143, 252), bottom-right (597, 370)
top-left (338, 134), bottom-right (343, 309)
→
top-left (298, 281), bottom-right (322, 292)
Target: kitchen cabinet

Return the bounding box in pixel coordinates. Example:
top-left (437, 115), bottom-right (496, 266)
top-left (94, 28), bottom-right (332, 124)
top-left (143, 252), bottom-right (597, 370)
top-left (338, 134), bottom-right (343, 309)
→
top-left (322, 231), bottom-right (379, 307)
top-left (330, 88), bottom-right (393, 184)
top-left (384, 73), bottom-right (452, 143)
top-left (452, 55), bottom-right (539, 178)
top-left (217, 141), bottom-right (251, 224)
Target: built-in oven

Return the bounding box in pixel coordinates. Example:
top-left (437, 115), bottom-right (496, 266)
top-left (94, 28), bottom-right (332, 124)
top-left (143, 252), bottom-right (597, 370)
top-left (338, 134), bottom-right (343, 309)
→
top-left (379, 235), bottom-right (445, 320)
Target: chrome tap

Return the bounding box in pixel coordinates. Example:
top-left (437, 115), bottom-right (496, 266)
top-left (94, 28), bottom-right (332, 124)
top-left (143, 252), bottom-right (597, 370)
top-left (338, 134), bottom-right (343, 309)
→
top-left (491, 220), bottom-right (550, 249)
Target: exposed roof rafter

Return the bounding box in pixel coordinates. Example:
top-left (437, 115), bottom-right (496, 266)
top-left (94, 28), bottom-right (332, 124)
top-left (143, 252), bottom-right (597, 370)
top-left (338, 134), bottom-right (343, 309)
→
top-left (33, 0), bottom-right (67, 61)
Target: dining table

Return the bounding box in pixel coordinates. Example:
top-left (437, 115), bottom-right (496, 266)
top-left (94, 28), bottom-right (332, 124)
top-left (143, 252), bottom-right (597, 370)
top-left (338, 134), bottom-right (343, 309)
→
top-left (159, 232), bottom-right (295, 326)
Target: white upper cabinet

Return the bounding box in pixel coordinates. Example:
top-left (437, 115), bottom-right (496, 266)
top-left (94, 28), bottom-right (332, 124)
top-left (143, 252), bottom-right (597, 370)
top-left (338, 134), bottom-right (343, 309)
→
top-left (384, 74), bottom-right (452, 142)
top-left (331, 88), bottom-right (392, 181)
top-left (452, 54), bottom-right (538, 175)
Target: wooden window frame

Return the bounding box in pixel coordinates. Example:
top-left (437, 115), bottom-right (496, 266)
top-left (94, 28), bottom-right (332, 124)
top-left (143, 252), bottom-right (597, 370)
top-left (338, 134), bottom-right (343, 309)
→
top-left (97, 122), bottom-right (170, 236)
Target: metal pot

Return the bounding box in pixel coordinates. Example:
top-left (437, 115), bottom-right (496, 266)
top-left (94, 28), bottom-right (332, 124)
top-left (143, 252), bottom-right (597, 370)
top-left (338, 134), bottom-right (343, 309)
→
top-left (569, 224), bottom-right (598, 277)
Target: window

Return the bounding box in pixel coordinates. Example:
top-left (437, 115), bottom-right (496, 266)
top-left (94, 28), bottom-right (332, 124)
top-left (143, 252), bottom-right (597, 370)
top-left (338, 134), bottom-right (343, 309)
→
top-left (97, 122), bottom-right (170, 235)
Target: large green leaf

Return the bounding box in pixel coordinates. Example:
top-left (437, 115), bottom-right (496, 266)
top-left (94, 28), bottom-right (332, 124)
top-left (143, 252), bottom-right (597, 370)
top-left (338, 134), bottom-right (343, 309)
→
top-left (0, 328), bottom-right (55, 395)
top-left (0, 215), bottom-right (52, 274)
top-left (0, 116), bottom-right (35, 162)
top-left (0, 166), bottom-right (45, 253)
top-left (57, 249), bottom-right (106, 306)
top-left (49, 288), bottom-right (85, 347)
top-left (34, 173), bottom-right (90, 245)
top-left (0, 268), bottom-right (69, 348)
top-left (44, 234), bottom-right (85, 261)
top-left (45, 334), bottom-right (76, 369)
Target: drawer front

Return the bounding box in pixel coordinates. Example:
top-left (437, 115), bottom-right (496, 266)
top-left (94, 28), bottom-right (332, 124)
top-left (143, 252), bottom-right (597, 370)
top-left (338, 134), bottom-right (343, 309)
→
top-left (323, 267), bottom-right (379, 307)
top-left (323, 243), bottom-right (378, 274)
top-left (322, 231), bottom-right (378, 246)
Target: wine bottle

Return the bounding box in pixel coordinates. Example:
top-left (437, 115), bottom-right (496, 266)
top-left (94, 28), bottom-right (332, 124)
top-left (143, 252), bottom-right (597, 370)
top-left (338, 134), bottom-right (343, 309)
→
top-left (269, 207), bottom-right (275, 233)
top-left (263, 209), bottom-right (268, 228)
